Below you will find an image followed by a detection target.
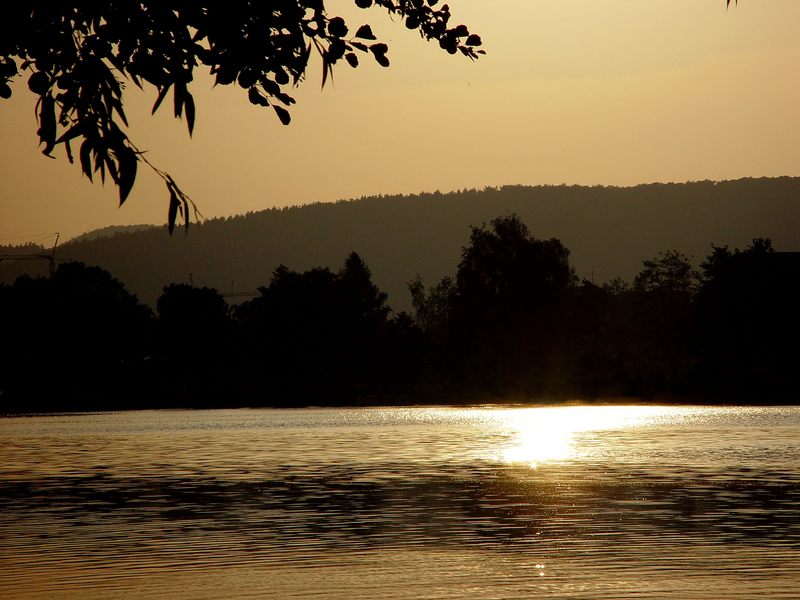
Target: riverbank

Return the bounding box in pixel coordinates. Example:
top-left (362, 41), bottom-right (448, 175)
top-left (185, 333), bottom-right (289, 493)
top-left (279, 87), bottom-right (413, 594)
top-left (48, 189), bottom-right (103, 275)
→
top-left (3, 387), bottom-right (795, 416)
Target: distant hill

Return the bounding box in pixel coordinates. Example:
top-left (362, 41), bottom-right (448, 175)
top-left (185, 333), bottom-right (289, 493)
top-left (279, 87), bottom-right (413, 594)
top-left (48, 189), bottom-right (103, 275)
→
top-left (4, 177), bottom-right (799, 310)
top-left (67, 224), bottom-right (158, 244)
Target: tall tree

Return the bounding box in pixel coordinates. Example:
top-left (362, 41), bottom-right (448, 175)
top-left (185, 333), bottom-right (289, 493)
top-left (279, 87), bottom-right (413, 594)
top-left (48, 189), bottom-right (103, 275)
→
top-left (452, 214), bottom-right (576, 394)
top-left (631, 250), bottom-right (697, 391)
top-left (234, 253), bottom-right (393, 400)
top-left (157, 283), bottom-right (231, 359)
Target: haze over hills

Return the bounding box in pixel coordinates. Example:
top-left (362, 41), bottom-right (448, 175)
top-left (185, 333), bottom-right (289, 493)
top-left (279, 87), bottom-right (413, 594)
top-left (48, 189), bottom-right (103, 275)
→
top-left (3, 177), bottom-right (799, 311)
top-left (67, 224), bottom-right (159, 244)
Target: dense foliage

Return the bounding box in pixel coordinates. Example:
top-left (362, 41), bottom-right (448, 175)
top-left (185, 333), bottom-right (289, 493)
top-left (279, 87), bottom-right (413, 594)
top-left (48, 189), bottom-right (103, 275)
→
top-left (0, 2), bottom-right (481, 231)
top-left (1, 215), bottom-right (797, 411)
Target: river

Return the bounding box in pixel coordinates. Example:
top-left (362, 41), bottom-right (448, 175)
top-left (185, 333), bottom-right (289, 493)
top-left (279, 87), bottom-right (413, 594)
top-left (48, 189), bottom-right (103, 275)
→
top-left (1, 405), bottom-right (798, 598)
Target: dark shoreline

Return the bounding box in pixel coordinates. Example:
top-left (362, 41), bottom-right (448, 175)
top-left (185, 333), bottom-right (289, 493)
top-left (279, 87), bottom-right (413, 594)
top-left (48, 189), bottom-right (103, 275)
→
top-left (3, 391), bottom-right (796, 417)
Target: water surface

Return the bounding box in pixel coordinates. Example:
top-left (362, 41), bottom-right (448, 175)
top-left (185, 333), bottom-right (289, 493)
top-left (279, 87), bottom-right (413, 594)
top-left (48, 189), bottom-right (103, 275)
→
top-left (1, 405), bottom-right (799, 598)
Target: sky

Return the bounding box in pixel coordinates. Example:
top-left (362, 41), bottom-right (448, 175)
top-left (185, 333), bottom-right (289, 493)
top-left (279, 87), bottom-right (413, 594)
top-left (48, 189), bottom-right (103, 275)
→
top-left (1, 0), bottom-right (799, 243)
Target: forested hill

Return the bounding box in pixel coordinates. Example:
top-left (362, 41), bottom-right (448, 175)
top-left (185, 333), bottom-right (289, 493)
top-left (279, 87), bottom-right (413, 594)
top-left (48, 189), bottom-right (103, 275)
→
top-left (25, 177), bottom-right (800, 308)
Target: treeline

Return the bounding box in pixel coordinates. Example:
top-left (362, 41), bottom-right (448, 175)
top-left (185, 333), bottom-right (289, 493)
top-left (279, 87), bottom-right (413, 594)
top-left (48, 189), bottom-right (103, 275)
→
top-left (1, 214), bottom-right (798, 411)
top-left (20, 176), bottom-right (799, 310)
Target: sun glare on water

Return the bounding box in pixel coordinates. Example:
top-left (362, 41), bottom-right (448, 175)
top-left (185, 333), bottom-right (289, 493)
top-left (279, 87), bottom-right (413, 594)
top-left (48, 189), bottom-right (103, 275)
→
top-left (496, 405), bottom-right (668, 468)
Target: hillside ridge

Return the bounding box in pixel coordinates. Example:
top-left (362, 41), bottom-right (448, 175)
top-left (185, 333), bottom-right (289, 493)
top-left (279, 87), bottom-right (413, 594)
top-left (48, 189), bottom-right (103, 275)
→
top-left (3, 176), bottom-right (798, 310)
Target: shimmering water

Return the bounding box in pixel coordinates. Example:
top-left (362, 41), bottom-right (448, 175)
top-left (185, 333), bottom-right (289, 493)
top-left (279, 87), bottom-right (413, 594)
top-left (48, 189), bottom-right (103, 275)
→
top-left (1, 405), bottom-right (799, 599)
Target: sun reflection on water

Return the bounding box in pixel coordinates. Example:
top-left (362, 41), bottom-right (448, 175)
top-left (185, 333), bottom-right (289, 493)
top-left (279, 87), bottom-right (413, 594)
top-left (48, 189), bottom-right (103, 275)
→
top-left (496, 405), bottom-right (669, 468)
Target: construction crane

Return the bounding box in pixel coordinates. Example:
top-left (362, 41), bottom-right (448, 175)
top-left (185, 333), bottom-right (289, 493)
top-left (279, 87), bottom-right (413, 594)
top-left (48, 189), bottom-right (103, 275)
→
top-left (0, 233), bottom-right (61, 276)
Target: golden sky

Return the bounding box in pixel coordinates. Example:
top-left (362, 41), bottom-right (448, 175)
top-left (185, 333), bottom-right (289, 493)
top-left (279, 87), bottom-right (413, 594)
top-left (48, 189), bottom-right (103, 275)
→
top-left (1, 1), bottom-right (799, 242)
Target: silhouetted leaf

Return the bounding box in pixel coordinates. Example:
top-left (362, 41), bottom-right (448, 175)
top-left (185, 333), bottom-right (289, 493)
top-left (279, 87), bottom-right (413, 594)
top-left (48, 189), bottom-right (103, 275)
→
top-left (79, 139), bottom-right (93, 181)
top-left (167, 187), bottom-right (179, 235)
top-left (37, 95), bottom-right (56, 156)
top-left (118, 146), bottom-right (137, 206)
top-left (328, 17), bottom-right (348, 38)
top-left (273, 105), bottom-right (291, 125)
top-left (182, 197), bottom-right (190, 233)
top-left (113, 99), bottom-right (129, 126)
top-left (185, 92), bottom-right (195, 136)
top-left (296, 42), bottom-right (313, 84)
top-left (151, 84), bottom-right (171, 114)
top-left (237, 70), bottom-right (257, 88)
top-left (321, 55), bottom-right (330, 88)
top-left (442, 38), bottom-right (458, 54)
top-left (355, 25), bottom-right (377, 40)
top-left (466, 34), bottom-right (482, 46)
top-left (262, 78), bottom-right (281, 96)
top-left (106, 156), bottom-right (120, 188)
top-left (370, 44), bottom-right (389, 67)
top-left (28, 71), bottom-right (49, 95)
top-left (345, 52), bottom-right (358, 68)
top-left (173, 82), bottom-right (185, 119)
top-left (328, 39), bottom-right (346, 62)
top-left (55, 124), bottom-right (84, 145)
top-left (95, 147), bottom-right (106, 183)
top-left (369, 43), bottom-right (388, 55)
top-left (275, 92), bottom-right (295, 106)
top-left (248, 87), bottom-right (262, 105)
top-left (0, 58), bottom-right (17, 78)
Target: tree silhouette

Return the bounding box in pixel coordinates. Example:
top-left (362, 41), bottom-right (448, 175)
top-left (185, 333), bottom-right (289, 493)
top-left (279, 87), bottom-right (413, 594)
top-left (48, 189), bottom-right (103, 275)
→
top-left (630, 250), bottom-right (697, 391)
top-left (634, 250), bottom-right (697, 295)
top-left (451, 214), bottom-right (576, 394)
top-left (338, 251), bottom-right (391, 329)
top-left (233, 253), bottom-right (393, 400)
top-left (152, 283), bottom-right (233, 401)
top-left (695, 239), bottom-right (799, 398)
top-left (408, 274), bottom-right (454, 334)
top-left (0, 262), bottom-right (153, 409)
top-left (157, 283), bottom-right (230, 359)
top-left (0, 2), bottom-right (482, 231)
top-left (456, 215), bottom-right (575, 314)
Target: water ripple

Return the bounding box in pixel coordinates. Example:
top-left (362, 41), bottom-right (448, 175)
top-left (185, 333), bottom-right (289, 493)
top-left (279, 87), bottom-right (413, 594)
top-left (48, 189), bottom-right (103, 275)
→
top-left (1, 406), bottom-right (799, 598)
